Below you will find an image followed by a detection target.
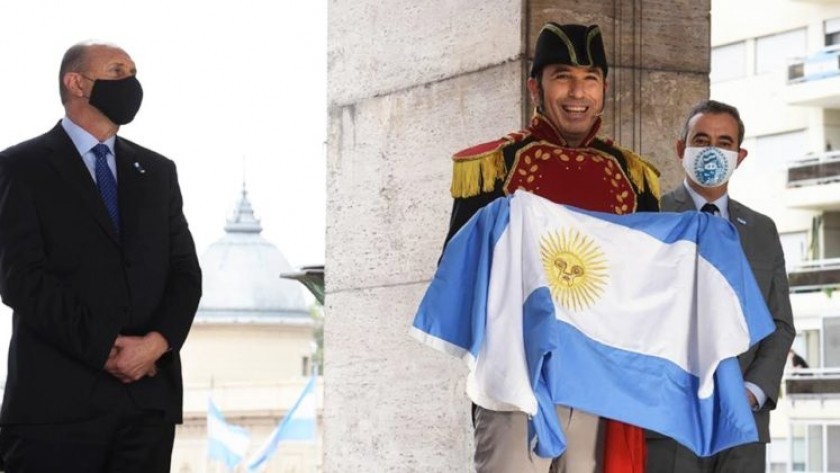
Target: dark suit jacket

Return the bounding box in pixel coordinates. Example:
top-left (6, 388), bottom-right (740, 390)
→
top-left (660, 185), bottom-right (795, 442)
top-left (0, 123), bottom-right (201, 425)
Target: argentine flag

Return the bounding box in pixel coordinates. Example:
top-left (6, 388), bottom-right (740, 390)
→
top-left (411, 190), bottom-right (775, 458)
top-left (207, 397), bottom-right (251, 471)
top-left (246, 375), bottom-right (318, 472)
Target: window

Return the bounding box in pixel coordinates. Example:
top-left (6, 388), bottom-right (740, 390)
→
top-left (793, 329), bottom-right (821, 368)
top-left (756, 28), bottom-right (807, 74)
top-left (829, 426), bottom-right (840, 471)
top-left (791, 422), bottom-right (840, 472)
top-left (780, 231), bottom-right (807, 272)
top-left (302, 356), bottom-right (311, 376)
top-left (754, 130), bottom-right (808, 173)
top-left (825, 317), bottom-right (840, 368)
top-left (809, 425), bottom-right (824, 472)
top-left (826, 18), bottom-right (840, 47)
top-left (792, 423), bottom-right (806, 471)
top-left (711, 42), bottom-right (746, 82)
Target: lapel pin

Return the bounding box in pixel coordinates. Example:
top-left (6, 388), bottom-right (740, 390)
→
top-left (736, 217), bottom-right (747, 225)
top-left (133, 162), bottom-right (146, 174)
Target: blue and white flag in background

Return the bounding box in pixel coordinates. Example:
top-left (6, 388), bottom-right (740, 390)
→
top-left (246, 375), bottom-right (318, 472)
top-left (411, 190), bottom-right (775, 458)
top-left (207, 397), bottom-right (251, 471)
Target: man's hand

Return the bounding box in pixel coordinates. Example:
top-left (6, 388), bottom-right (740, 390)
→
top-left (746, 389), bottom-right (758, 410)
top-left (104, 332), bottom-right (169, 384)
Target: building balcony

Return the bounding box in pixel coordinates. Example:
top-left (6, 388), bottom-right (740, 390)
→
top-left (784, 46), bottom-right (840, 108)
top-left (785, 368), bottom-right (840, 398)
top-left (788, 258), bottom-right (840, 292)
top-left (785, 151), bottom-right (840, 210)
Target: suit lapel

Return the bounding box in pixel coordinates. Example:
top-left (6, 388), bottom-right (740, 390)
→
top-left (671, 185), bottom-right (697, 212)
top-left (728, 199), bottom-right (750, 247)
top-left (44, 125), bottom-right (120, 245)
top-left (115, 138), bottom-right (143, 249)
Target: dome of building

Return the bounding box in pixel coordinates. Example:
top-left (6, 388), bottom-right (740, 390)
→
top-left (197, 185), bottom-right (309, 323)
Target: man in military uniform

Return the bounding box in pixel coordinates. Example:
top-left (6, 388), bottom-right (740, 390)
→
top-left (444, 23), bottom-right (660, 473)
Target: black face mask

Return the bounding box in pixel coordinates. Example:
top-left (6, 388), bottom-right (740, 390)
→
top-left (88, 76), bottom-right (144, 125)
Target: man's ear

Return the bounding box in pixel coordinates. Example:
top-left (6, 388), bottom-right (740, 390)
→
top-left (736, 147), bottom-right (749, 167)
top-left (63, 72), bottom-right (86, 99)
top-left (676, 139), bottom-right (686, 161)
top-left (526, 77), bottom-right (540, 108)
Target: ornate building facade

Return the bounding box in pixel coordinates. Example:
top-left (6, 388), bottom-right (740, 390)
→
top-left (170, 187), bottom-right (322, 473)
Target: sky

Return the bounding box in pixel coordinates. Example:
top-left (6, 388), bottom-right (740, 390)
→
top-left (0, 1), bottom-right (327, 379)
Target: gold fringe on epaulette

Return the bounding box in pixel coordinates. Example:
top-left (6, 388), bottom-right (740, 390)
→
top-left (450, 151), bottom-right (506, 198)
top-left (622, 149), bottom-right (661, 199)
top-left (642, 163), bottom-right (661, 199)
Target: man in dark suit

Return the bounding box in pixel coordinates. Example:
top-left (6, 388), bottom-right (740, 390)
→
top-left (0, 42), bottom-right (201, 473)
top-left (646, 100), bottom-right (795, 472)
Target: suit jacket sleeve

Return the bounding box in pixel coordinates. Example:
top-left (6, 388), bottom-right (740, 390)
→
top-left (0, 156), bottom-right (122, 370)
top-left (743, 218), bottom-right (795, 410)
top-left (147, 160), bottom-right (201, 352)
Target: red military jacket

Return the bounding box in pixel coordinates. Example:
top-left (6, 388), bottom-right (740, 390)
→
top-left (446, 113), bottom-right (659, 243)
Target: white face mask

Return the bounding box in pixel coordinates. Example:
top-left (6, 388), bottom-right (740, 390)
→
top-left (682, 147), bottom-right (739, 188)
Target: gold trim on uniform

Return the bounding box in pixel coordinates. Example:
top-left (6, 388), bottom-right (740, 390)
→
top-left (613, 144), bottom-right (661, 200)
top-left (543, 24), bottom-right (578, 66)
top-left (450, 151), bottom-right (505, 198)
top-left (450, 134), bottom-right (530, 198)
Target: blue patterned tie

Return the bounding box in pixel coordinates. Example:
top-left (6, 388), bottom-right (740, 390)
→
top-left (91, 144), bottom-right (120, 233)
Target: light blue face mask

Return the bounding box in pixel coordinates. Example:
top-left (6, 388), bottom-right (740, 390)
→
top-left (682, 147), bottom-right (738, 188)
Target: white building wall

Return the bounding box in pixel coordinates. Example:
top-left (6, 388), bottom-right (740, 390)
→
top-left (712, 1), bottom-right (840, 470)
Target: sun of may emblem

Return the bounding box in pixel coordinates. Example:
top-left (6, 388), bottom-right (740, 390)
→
top-left (540, 228), bottom-right (608, 311)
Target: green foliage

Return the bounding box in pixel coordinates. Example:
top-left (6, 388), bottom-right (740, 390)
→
top-left (310, 303), bottom-right (324, 375)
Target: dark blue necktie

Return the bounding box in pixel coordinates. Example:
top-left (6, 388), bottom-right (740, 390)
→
top-left (91, 144), bottom-right (120, 233)
top-left (700, 203), bottom-right (719, 215)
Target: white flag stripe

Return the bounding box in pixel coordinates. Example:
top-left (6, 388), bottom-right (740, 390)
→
top-left (208, 408), bottom-right (250, 454)
top-left (517, 194), bottom-right (750, 397)
top-left (470, 207), bottom-right (535, 413)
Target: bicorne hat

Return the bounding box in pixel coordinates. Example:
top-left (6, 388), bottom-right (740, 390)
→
top-left (530, 23), bottom-right (608, 78)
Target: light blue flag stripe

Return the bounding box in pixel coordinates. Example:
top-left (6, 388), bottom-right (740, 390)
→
top-left (207, 398), bottom-right (250, 470)
top-left (246, 376), bottom-right (317, 472)
top-left (523, 287), bottom-right (760, 458)
top-left (410, 196), bottom-right (510, 362)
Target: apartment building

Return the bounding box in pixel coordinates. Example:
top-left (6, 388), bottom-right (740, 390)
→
top-left (711, 1), bottom-right (840, 471)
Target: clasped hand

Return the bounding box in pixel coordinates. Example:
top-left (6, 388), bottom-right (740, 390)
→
top-left (104, 331), bottom-right (169, 384)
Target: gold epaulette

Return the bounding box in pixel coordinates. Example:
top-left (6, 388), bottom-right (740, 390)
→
top-left (611, 142), bottom-right (661, 199)
top-left (450, 133), bottom-right (527, 198)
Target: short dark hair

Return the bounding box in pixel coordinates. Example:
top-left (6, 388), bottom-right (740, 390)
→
top-left (59, 44), bottom-right (90, 104)
top-left (681, 99), bottom-right (746, 146)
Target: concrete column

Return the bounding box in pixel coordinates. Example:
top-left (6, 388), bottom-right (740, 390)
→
top-left (326, 1), bottom-right (709, 472)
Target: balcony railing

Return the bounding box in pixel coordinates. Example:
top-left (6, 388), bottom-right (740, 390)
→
top-left (787, 46), bottom-right (840, 84)
top-left (787, 258), bottom-right (840, 292)
top-left (787, 150), bottom-right (840, 188)
top-left (785, 367), bottom-right (840, 397)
